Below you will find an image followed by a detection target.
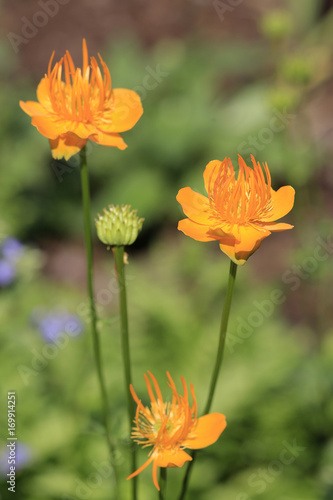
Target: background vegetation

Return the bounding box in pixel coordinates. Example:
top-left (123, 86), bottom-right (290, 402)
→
top-left (1, 0), bottom-right (333, 499)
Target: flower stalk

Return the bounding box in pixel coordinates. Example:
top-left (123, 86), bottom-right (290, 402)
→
top-left (112, 245), bottom-right (138, 500)
top-left (204, 260), bottom-right (237, 414)
top-left (79, 146), bottom-right (120, 497)
top-left (178, 260), bottom-right (237, 500)
top-left (159, 468), bottom-right (167, 500)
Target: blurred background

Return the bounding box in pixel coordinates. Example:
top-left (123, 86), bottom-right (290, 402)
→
top-left (1, 0), bottom-right (333, 498)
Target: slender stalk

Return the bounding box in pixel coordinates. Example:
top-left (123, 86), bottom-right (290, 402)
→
top-left (203, 260), bottom-right (237, 413)
top-left (113, 245), bottom-right (137, 500)
top-left (159, 468), bottom-right (167, 500)
top-left (177, 260), bottom-right (238, 500)
top-left (79, 146), bottom-right (120, 497)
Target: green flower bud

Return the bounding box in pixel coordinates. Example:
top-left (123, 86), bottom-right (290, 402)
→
top-left (260, 10), bottom-right (292, 42)
top-left (268, 86), bottom-right (299, 113)
top-left (95, 205), bottom-right (144, 247)
top-left (280, 56), bottom-right (313, 86)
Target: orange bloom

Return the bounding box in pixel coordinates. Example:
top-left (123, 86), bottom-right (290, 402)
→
top-left (127, 371), bottom-right (226, 490)
top-left (20, 39), bottom-right (143, 160)
top-left (177, 155), bottom-right (295, 265)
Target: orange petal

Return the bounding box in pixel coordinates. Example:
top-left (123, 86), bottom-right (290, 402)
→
top-left (218, 238), bottom-right (239, 264)
top-left (184, 413), bottom-right (227, 450)
top-left (260, 222), bottom-right (294, 232)
top-left (178, 219), bottom-right (216, 242)
top-left (61, 120), bottom-right (98, 139)
top-left (82, 38), bottom-right (89, 75)
top-left (219, 224), bottom-right (270, 265)
top-left (203, 160), bottom-right (225, 194)
top-left (147, 371), bottom-right (164, 404)
top-left (49, 134), bottom-right (88, 160)
top-left (176, 187), bottom-right (211, 224)
top-left (31, 115), bottom-right (63, 139)
top-left (262, 186), bottom-right (295, 222)
top-left (127, 455), bottom-right (154, 482)
top-left (99, 88), bottom-right (143, 133)
top-left (36, 78), bottom-right (53, 112)
top-left (210, 224), bottom-right (239, 241)
top-left (144, 374), bottom-right (158, 406)
top-left (19, 100), bottom-right (48, 117)
top-left (129, 384), bottom-right (141, 407)
top-left (155, 449), bottom-right (192, 468)
top-left (152, 459), bottom-right (159, 490)
top-left (91, 131), bottom-right (127, 150)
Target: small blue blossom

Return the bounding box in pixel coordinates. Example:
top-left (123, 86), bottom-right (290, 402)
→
top-left (38, 314), bottom-right (66, 343)
top-left (0, 259), bottom-right (16, 287)
top-left (62, 314), bottom-right (84, 337)
top-left (32, 309), bottom-right (84, 343)
top-left (1, 238), bottom-right (24, 261)
top-left (0, 442), bottom-right (32, 475)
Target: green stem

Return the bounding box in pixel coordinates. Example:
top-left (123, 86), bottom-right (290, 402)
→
top-left (204, 260), bottom-right (237, 413)
top-left (177, 260), bottom-right (238, 500)
top-left (79, 146), bottom-right (120, 498)
top-left (159, 468), bottom-right (167, 500)
top-left (113, 245), bottom-right (137, 500)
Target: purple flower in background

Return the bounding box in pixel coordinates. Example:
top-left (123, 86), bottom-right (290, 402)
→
top-left (0, 237), bottom-right (25, 287)
top-left (63, 314), bottom-right (84, 338)
top-left (1, 238), bottom-right (24, 261)
top-left (0, 442), bottom-right (32, 475)
top-left (0, 259), bottom-right (16, 287)
top-left (32, 309), bottom-right (84, 343)
top-left (38, 314), bottom-right (66, 343)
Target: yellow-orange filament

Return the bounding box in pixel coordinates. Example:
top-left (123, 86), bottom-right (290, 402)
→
top-left (131, 372), bottom-right (198, 452)
top-left (209, 157), bottom-right (273, 225)
top-left (45, 40), bottom-right (112, 123)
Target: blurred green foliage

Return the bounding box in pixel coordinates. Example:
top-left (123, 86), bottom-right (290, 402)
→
top-left (2, 2), bottom-right (331, 241)
top-left (1, 0), bottom-right (333, 499)
top-left (1, 238), bottom-right (333, 499)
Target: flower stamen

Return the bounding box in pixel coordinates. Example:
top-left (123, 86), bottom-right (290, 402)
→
top-left (177, 155), bottom-right (295, 265)
top-left (20, 39), bottom-right (143, 159)
top-left (127, 372), bottom-right (226, 490)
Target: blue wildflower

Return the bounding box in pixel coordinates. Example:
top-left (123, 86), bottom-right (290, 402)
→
top-left (1, 238), bottom-right (24, 261)
top-left (32, 310), bottom-right (84, 343)
top-left (0, 442), bottom-right (32, 475)
top-left (0, 259), bottom-right (16, 287)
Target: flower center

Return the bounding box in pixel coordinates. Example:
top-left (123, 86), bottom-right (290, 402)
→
top-left (210, 160), bottom-right (273, 225)
top-left (154, 418), bottom-right (174, 435)
top-left (46, 47), bottom-right (112, 123)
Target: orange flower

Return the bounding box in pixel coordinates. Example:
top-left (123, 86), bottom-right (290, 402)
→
top-left (20, 39), bottom-right (143, 160)
top-left (177, 155), bottom-right (295, 265)
top-left (127, 371), bottom-right (226, 490)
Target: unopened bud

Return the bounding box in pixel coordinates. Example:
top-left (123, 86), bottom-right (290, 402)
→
top-left (268, 86), bottom-right (299, 112)
top-left (95, 205), bottom-right (144, 247)
top-left (260, 10), bottom-right (292, 42)
top-left (280, 56), bottom-right (312, 86)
